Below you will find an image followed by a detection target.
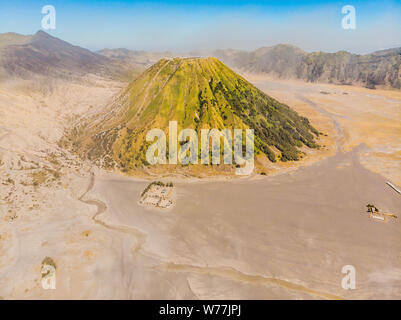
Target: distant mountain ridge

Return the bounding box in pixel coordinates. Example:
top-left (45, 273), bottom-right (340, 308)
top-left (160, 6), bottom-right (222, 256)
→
top-left (0, 31), bottom-right (141, 81)
top-left (97, 48), bottom-right (202, 69)
top-left (1, 31), bottom-right (399, 89)
top-left (97, 48), bottom-right (177, 68)
top-left (213, 44), bottom-right (401, 89)
top-left (99, 44), bottom-right (401, 89)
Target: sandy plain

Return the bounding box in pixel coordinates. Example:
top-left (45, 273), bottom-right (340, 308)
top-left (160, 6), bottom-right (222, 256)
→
top-left (0, 74), bottom-right (400, 299)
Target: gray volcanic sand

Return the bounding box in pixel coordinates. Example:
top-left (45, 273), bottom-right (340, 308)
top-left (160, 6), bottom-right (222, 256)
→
top-left (1, 77), bottom-right (400, 299)
top-left (92, 145), bottom-right (401, 299)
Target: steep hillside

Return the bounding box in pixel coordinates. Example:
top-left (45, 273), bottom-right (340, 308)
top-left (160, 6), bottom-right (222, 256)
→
top-left (73, 57), bottom-right (319, 173)
top-left (214, 45), bottom-right (401, 89)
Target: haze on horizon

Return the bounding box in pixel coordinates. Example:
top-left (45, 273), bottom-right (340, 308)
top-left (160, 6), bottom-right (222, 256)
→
top-left (1, 0), bottom-right (400, 54)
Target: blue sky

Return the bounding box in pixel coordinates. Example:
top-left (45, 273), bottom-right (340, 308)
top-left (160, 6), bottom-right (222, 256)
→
top-left (0, 0), bottom-right (400, 53)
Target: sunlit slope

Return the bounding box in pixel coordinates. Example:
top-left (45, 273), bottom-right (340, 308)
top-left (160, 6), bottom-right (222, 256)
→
top-left (76, 57), bottom-right (319, 171)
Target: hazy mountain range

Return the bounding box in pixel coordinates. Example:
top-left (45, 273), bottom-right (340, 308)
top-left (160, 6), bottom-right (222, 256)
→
top-left (0, 31), bottom-right (399, 89)
top-left (213, 44), bottom-right (401, 89)
top-left (99, 45), bottom-right (401, 89)
top-left (0, 31), bottom-right (142, 81)
top-left (99, 45), bottom-right (401, 90)
top-left (97, 48), bottom-right (179, 69)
